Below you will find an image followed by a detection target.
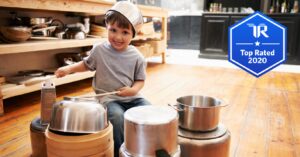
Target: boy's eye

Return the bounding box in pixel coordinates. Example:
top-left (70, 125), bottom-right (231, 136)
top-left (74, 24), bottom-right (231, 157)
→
top-left (122, 31), bottom-right (129, 35)
top-left (109, 28), bottom-right (117, 32)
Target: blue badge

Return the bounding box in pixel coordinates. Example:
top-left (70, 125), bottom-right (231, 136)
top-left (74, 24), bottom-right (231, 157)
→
top-left (229, 11), bottom-right (287, 77)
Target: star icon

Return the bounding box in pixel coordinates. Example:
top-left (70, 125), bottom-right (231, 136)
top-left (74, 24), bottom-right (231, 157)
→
top-left (255, 41), bottom-right (260, 46)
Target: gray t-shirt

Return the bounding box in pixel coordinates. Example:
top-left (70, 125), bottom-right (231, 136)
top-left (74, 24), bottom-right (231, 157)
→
top-left (83, 41), bottom-right (146, 104)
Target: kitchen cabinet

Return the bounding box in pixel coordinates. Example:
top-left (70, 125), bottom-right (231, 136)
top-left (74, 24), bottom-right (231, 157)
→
top-left (200, 13), bottom-right (300, 63)
top-left (271, 15), bottom-right (300, 63)
top-left (168, 16), bottom-right (201, 50)
top-left (0, 0), bottom-right (168, 115)
top-left (200, 14), bottom-right (229, 59)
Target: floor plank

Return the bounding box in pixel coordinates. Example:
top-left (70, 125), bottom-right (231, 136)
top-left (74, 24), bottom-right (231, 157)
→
top-left (0, 63), bottom-right (300, 157)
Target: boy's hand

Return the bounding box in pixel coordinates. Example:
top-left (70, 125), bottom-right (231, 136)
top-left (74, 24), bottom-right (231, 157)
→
top-left (55, 66), bottom-right (71, 78)
top-left (117, 86), bottom-right (138, 97)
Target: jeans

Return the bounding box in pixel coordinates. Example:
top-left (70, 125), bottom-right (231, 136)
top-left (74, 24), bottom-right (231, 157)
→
top-left (106, 98), bottom-right (151, 157)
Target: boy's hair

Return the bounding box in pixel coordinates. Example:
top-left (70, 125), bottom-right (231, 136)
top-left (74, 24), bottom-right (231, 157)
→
top-left (105, 11), bottom-right (135, 37)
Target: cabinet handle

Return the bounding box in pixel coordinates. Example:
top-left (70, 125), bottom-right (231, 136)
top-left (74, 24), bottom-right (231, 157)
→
top-left (208, 19), bottom-right (226, 23)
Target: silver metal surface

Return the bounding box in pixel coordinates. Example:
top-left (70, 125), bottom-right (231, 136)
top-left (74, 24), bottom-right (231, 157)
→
top-left (178, 130), bottom-right (231, 157)
top-left (124, 106), bottom-right (178, 156)
top-left (177, 95), bottom-right (227, 131)
top-left (49, 98), bottom-right (107, 134)
top-left (178, 124), bottom-right (227, 140)
top-left (108, 1), bottom-right (143, 36)
top-left (119, 144), bottom-right (181, 157)
top-left (40, 80), bottom-right (56, 125)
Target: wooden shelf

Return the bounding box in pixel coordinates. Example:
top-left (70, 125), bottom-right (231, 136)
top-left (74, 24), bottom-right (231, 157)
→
top-left (1, 71), bottom-right (95, 99)
top-left (0, 0), bottom-right (168, 17)
top-left (133, 33), bottom-right (162, 41)
top-left (0, 37), bottom-right (106, 55)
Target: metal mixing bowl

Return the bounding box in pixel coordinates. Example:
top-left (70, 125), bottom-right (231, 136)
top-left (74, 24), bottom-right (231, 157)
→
top-left (49, 97), bottom-right (108, 134)
top-left (0, 26), bottom-right (31, 42)
top-left (107, 1), bottom-right (143, 37)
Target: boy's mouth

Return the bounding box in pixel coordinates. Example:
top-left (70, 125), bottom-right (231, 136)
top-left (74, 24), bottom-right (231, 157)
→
top-left (112, 41), bottom-right (124, 47)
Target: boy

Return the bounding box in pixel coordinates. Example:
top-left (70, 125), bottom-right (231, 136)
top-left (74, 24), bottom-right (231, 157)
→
top-left (55, 2), bottom-right (151, 156)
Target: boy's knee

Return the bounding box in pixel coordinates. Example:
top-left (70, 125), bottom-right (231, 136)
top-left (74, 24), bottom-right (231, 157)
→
top-left (109, 110), bottom-right (124, 124)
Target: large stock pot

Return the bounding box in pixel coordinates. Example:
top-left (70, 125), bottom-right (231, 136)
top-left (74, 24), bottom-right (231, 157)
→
top-left (176, 95), bottom-right (227, 131)
top-left (123, 105), bottom-right (180, 157)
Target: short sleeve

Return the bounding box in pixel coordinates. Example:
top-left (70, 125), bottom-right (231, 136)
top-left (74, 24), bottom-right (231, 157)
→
top-left (83, 44), bottom-right (98, 71)
top-left (134, 57), bottom-right (147, 81)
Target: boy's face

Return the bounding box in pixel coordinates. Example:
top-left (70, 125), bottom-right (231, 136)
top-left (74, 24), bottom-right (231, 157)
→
top-left (107, 22), bottom-right (133, 52)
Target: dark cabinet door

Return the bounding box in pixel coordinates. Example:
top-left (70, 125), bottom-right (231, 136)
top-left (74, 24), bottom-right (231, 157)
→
top-left (270, 16), bottom-right (299, 62)
top-left (169, 16), bottom-right (190, 45)
top-left (168, 16), bottom-right (201, 50)
top-left (200, 15), bottom-right (230, 54)
top-left (189, 16), bottom-right (201, 49)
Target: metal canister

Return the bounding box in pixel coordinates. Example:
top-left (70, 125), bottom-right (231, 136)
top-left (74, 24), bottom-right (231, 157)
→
top-left (40, 80), bottom-right (56, 125)
top-left (30, 117), bottom-right (47, 157)
top-left (123, 105), bottom-right (180, 157)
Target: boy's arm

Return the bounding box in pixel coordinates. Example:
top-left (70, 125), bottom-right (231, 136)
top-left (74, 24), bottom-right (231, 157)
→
top-left (117, 80), bottom-right (145, 97)
top-left (55, 61), bottom-right (88, 78)
top-left (131, 80), bottom-right (145, 93)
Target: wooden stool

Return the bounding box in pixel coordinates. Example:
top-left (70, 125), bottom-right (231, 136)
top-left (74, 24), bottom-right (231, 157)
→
top-left (45, 123), bottom-right (114, 157)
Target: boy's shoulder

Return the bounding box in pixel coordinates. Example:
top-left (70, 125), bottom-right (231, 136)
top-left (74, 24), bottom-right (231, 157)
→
top-left (129, 45), bottom-right (145, 58)
top-left (93, 41), bottom-right (107, 49)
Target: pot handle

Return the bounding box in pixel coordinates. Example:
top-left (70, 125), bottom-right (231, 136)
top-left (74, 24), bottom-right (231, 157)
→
top-left (168, 104), bottom-right (184, 112)
top-left (219, 99), bottom-right (229, 107)
top-left (155, 149), bottom-right (170, 157)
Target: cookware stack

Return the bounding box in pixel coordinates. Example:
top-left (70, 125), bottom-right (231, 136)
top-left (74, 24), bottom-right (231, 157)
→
top-left (176, 95), bottom-right (231, 157)
top-left (45, 97), bottom-right (113, 157)
top-left (30, 83), bottom-right (114, 157)
top-left (120, 106), bottom-right (181, 157)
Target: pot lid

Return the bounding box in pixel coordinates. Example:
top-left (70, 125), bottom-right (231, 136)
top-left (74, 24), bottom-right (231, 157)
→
top-left (124, 105), bottom-right (178, 125)
top-left (30, 117), bottom-right (47, 132)
top-left (178, 124), bottom-right (227, 140)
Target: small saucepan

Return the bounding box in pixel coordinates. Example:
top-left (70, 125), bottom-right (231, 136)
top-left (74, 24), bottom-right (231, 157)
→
top-left (172, 95), bottom-right (228, 132)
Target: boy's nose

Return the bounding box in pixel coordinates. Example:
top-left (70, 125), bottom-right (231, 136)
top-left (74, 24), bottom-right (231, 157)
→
top-left (115, 33), bottom-right (123, 41)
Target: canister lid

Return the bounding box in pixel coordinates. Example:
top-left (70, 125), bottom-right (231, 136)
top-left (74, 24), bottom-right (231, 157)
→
top-left (178, 124), bottom-right (227, 140)
top-left (124, 105), bottom-right (178, 125)
top-left (30, 117), bottom-right (47, 132)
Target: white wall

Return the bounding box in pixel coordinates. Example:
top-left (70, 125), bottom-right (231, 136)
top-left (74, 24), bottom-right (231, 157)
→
top-left (161, 0), bottom-right (205, 11)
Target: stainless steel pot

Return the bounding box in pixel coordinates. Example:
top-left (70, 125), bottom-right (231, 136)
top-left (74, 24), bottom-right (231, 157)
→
top-left (124, 106), bottom-right (179, 156)
top-left (176, 95), bottom-right (227, 131)
top-left (49, 97), bottom-right (107, 134)
top-left (64, 27), bottom-right (85, 39)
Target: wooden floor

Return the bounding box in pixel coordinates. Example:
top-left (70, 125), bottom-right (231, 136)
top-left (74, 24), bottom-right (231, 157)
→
top-left (1, 63), bottom-right (300, 157)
